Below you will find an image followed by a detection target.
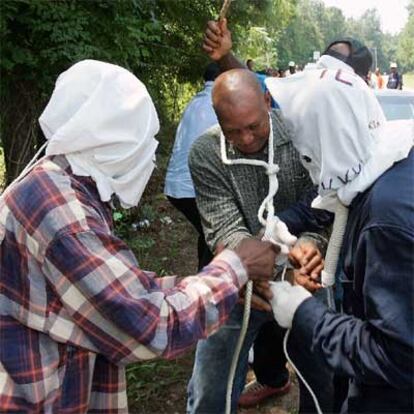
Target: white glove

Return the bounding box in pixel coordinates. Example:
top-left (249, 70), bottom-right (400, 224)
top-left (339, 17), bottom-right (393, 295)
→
top-left (270, 281), bottom-right (311, 328)
top-left (263, 216), bottom-right (297, 255)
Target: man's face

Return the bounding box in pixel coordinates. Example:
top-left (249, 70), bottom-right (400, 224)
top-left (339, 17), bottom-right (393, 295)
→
top-left (218, 93), bottom-right (271, 154)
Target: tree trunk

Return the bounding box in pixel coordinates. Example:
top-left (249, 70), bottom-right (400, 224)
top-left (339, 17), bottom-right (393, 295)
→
top-left (1, 80), bottom-right (44, 185)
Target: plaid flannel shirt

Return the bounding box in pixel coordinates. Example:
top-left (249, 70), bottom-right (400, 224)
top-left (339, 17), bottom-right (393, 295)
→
top-left (0, 155), bottom-right (247, 413)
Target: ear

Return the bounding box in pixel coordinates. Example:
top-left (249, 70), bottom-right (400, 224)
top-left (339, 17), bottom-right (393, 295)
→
top-left (264, 91), bottom-right (272, 110)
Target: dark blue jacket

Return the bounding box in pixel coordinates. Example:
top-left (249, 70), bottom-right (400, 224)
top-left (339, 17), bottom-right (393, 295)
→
top-left (291, 149), bottom-right (414, 412)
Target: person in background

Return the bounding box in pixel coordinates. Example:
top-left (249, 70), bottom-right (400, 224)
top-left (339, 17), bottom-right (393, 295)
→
top-left (387, 62), bottom-right (403, 89)
top-left (375, 67), bottom-right (384, 89)
top-left (0, 59), bottom-right (279, 413)
top-left (164, 63), bottom-right (220, 270)
top-left (285, 61), bottom-right (296, 76)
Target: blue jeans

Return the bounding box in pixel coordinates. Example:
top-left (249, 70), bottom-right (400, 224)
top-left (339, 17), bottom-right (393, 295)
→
top-left (186, 303), bottom-right (288, 414)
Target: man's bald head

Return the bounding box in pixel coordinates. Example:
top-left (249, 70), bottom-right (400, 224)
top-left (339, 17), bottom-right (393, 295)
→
top-left (212, 69), bottom-right (265, 117)
top-left (211, 69), bottom-right (271, 154)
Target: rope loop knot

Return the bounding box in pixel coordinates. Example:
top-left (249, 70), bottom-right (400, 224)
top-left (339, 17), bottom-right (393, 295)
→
top-left (266, 164), bottom-right (279, 175)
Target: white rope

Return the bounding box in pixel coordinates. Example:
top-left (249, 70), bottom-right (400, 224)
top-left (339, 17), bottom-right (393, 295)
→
top-left (281, 201), bottom-right (349, 414)
top-left (225, 280), bottom-right (253, 414)
top-left (221, 114), bottom-right (349, 414)
top-left (321, 202), bottom-right (349, 309)
top-left (283, 329), bottom-right (323, 414)
top-left (321, 201), bottom-right (348, 287)
top-left (220, 113), bottom-right (279, 229)
top-left (223, 114), bottom-right (281, 414)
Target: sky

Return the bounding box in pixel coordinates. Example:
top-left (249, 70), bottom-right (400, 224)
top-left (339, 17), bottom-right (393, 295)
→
top-left (321, 0), bottom-right (409, 34)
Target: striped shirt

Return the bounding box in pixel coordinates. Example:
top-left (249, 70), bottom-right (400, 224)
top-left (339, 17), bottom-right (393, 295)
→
top-left (0, 155), bottom-right (247, 413)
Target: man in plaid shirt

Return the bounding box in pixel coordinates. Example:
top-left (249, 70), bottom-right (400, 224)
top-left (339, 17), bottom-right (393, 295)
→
top-left (0, 60), bottom-right (278, 413)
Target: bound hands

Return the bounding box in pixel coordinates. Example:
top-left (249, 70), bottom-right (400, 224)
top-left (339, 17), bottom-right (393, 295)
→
top-left (270, 240), bottom-right (324, 328)
top-left (235, 238), bottom-right (324, 312)
top-left (289, 241), bottom-right (324, 292)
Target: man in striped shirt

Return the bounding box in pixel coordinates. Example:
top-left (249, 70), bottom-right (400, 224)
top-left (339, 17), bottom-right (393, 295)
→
top-left (0, 60), bottom-right (278, 413)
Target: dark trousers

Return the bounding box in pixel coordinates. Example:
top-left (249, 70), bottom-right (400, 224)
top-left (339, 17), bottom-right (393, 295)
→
top-left (167, 196), bottom-right (213, 270)
top-left (253, 320), bottom-right (289, 388)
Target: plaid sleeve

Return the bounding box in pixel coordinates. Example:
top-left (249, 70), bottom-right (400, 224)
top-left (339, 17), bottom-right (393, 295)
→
top-left (42, 231), bottom-right (247, 363)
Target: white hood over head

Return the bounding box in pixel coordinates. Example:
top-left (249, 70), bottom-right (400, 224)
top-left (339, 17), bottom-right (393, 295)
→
top-left (265, 55), bottom-right (413, 211)
top-left (39, 59), bottom-right (159, 208)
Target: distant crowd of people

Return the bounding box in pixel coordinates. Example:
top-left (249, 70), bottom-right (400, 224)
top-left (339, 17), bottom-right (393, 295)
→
top-left (366, 62), bottom-right (404, 90)
top-left (247, 59), bottom-right (302, 78)
top-left (247, 58), bottom-right (404, 90)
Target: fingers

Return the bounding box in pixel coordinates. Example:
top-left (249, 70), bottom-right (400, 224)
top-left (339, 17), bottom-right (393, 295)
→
top-left (204, 28), bottom-right (222, 47)
top-left (235, 239), bottom-right (279, 281)
top-left (253, 280), bottom-right (273, 301)
top-left (290, 242), bottom-right (322, 274)
top-left (288, 250), bottom-right (301, 268)
top-left (302, 246), bottom-right (318, 264)
top-left (300, 255), bottom-right (323, 276)
top-left (294, 273), bottom-right (322, 293)
top-left (240, 293), bottom-right (271, 312)
top-left (206, 20), bottom-right (222, 36)
top-left (218, 18), bottom-right (228, 34)
top-left (310, 262), bottom-right (324, 279)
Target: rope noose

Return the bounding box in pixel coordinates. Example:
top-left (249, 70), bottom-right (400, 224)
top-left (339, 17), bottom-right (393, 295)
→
top-left (224, 114), bottom-right (281, 414)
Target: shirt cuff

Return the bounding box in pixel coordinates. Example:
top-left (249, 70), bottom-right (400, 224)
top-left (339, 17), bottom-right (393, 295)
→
top-left (210, 249), bottom-right (249, 289)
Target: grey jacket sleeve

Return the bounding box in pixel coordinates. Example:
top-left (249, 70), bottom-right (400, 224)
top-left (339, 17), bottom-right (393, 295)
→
top-left (189, 135), bottom-right (251, 250)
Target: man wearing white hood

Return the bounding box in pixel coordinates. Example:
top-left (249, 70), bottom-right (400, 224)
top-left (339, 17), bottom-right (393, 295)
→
top-left (0, 60), bottom-right (279, 413)
top-left (266, 42), bottom-right (414, 413)
top-left (203, 22), bottom-right (413, 412)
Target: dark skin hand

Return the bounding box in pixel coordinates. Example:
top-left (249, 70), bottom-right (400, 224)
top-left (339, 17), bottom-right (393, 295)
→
top-left (238, 280), bottom-right (273, 312)
top-left (289, 241), bottom-right (323, 292)
top-left (233, 238), bottom-right (280, 282)
top-left (235, 238), bottom-right (325, 309)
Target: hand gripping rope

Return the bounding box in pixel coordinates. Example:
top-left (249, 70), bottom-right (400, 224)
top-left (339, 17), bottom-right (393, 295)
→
top-left (221, 114), bottom-right (283, 414)
top-left (221, 114), bottom-right (349, 414)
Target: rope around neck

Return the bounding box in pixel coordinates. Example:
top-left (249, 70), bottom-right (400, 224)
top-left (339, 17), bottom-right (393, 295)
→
top-left (222, 114), bottom-right (349, 413)
top-left (222, 114), bottom-right (281, 414)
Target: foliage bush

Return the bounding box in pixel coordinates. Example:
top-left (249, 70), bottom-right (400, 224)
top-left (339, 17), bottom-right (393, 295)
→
top-left (1, 0), bottom-right (412, 184)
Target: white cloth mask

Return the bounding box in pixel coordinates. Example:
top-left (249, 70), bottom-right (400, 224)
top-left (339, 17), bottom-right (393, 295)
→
top-left (39, 59), bottom-right (159, 208)
top-left (265, 55), bottom-right (413, 211)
